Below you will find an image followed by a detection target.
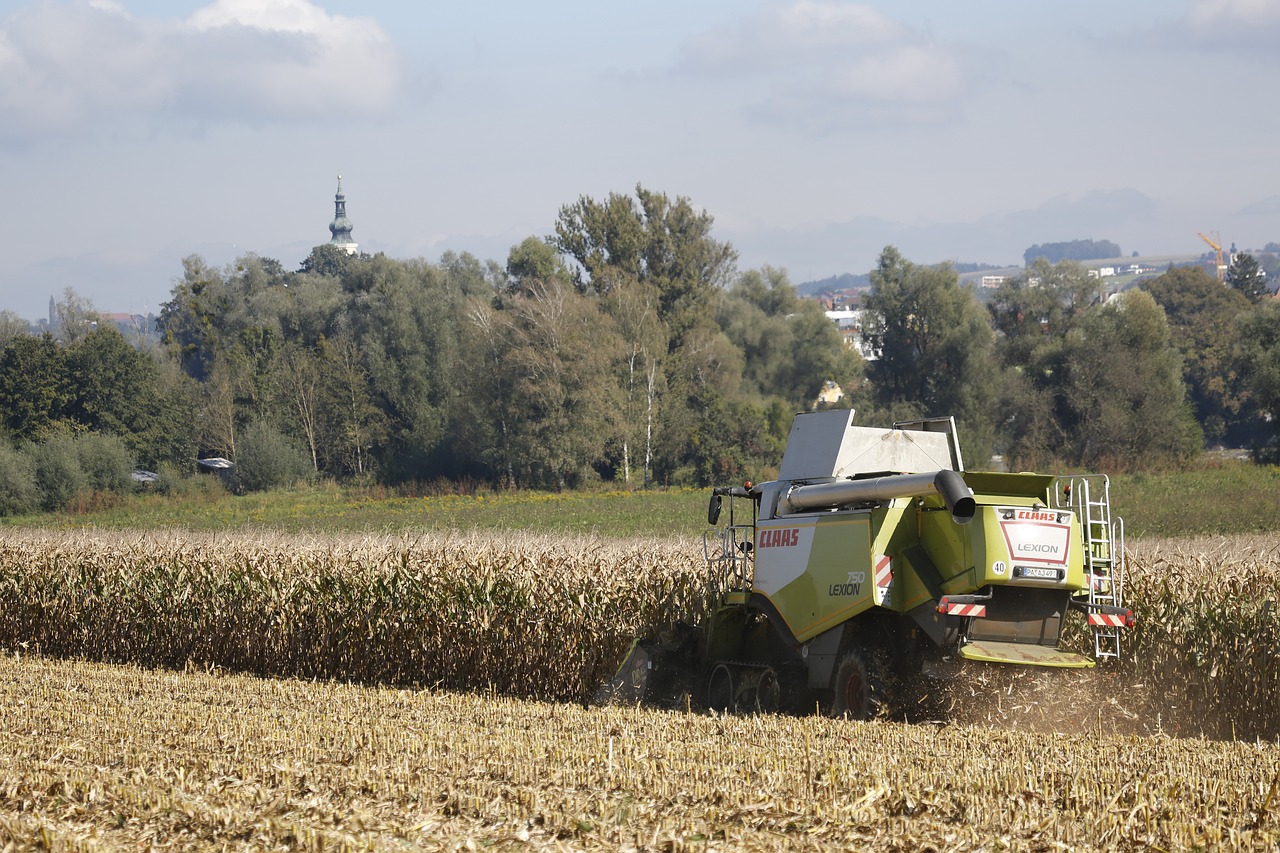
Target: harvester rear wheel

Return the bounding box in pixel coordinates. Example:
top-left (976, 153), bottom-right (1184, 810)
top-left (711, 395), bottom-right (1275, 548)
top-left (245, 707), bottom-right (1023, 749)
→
top-left (707, 664), bottom-right (735, 712)
top-left (832, 650), bottom-right (886, 720)
top-left (754, 667), bottom-right (781, 714)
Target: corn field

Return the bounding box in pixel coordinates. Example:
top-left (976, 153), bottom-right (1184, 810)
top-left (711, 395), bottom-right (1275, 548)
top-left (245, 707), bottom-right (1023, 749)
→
top-left (1123, 536), bottom-right (1280, 741)
top-left (0, 530), bottom-right (711, 704)
top-left (0, 530), bottom-right (1277, 737)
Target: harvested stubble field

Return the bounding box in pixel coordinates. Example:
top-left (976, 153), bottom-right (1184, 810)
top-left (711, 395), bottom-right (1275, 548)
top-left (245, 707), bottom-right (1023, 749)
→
top-left (0, 529), bottom-right (1279, 848)
top-left (1, 653), bottom-right (1278, 851)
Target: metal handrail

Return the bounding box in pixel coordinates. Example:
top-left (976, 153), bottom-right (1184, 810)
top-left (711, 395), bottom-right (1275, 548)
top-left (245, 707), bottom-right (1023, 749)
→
top-left (703, 522), bottom-right (755, 595)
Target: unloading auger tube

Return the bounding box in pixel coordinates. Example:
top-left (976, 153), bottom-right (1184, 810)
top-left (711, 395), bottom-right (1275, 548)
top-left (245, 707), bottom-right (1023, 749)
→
top-left (779, 469), bottom-right (976, 525)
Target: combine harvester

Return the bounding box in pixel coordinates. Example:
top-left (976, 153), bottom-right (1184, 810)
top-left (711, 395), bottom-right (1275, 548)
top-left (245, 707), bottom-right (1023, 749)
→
top-left (603, 409), bottom-right (1133, 718)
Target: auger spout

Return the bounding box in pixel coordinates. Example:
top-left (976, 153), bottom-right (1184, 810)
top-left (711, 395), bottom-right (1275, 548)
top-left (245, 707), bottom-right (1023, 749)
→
top-left (780, 469), bottom-right (975, 524)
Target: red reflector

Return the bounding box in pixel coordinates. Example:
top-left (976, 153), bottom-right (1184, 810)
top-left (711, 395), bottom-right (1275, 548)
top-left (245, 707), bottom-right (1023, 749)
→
top-left (937, 597), bottom-right (986, 616)
top-left (1089, 612), bottom-right (1134, 628)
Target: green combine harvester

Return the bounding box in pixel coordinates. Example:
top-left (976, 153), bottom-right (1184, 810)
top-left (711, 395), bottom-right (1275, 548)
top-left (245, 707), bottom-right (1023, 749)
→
top-left (602, 408), bottom-right (1133, 718)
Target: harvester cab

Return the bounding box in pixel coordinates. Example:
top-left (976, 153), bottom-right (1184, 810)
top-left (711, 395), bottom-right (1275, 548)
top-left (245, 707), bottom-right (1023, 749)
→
top-left (601, 408), bottom-right (1132, 718)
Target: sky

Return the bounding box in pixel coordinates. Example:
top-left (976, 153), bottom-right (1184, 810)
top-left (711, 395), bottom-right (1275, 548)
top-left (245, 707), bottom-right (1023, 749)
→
top-left (1, 0), bottom-right (1278, 320)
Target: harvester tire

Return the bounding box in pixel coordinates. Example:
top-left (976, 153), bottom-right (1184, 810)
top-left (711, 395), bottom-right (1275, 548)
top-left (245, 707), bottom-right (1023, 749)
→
top-left (707, 664), bottom-right (735, 712)
top-left (831, 650), bottom-right (887, 720)
top-left (754, 667), bottom-right (781, 714)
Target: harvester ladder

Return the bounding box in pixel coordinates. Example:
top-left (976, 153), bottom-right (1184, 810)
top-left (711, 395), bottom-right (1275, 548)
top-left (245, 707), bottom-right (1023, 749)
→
top-left (704, 503), bottom-right (756, 604)
top-left (1054, 476), bottom-right (1126, 661)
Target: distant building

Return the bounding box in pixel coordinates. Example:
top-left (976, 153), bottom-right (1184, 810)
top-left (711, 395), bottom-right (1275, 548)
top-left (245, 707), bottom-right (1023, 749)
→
top-left (100, 312), bottom-right (149, 336)
top-left (825, 308), bottom-right (876, 360)
top-left (328, 175), bottom-right (358, 254)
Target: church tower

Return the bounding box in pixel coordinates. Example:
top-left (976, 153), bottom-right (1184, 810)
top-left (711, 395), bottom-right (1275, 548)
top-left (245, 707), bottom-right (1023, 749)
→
top-left (328, 175), bottom-right (358, 254)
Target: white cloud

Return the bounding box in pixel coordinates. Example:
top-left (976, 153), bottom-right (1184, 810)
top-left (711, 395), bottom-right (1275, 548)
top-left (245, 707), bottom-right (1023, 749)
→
top-left (682, 1), bottom-right (906, 70)
top-left (678, 2), bottom-right (967, 130)
top-left (1182, 0), bottom-right (1280, 46)
top-left (1187, 0), bottom-right (1280, 27)
top-left (829, 45), bottom-right (963, 104)
top-left (86, 0), bottom-right (128, 13)
top-left (0, 0), bottom-right (403, 144)
top-left (188, 0), bottom-right (340, 32)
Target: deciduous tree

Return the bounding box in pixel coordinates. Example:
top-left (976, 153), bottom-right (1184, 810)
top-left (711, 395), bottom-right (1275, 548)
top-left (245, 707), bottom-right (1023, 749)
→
top-left (0, 441), bottom-right (38, 516)
top-left (1230, 301), bottom-right (1280, 460)
top-left (860, 247), bottom-right (999, 461)
top-left (52, 287), bottom-right (99, 344)
top-left (1067, 291), bottom-right (1202, 467)
top-left (719, 267), bottom-right (860, 410)
top-left (319, 334), bottom-right (388, 478)
top-left (500, 279), bottom-right (624, 490)
top-left (988, 259), bottom-right (1103, 368)
top-left (601, 277), bottom-right (666, 486)
top-left (0, 311), bottom-right (29, 351)
top-left (457, 297), bottom-right (521, 485)
top-left (343, 257), bottom-right (466, 480)
top-left (66, 327), bottom-right (194, 469)
top-left (0, 334), bottom-right (71, 441)
top-left (551, 185), bottom-right (737, 349)
top-left (1143, 265), bottom-right (1252, 444)
top-left (159, 255), bottom-right (228, 382)
top-left (275, 341), bottom-right (325, 471)
top-left (506, 237), bottom-right (569, 296)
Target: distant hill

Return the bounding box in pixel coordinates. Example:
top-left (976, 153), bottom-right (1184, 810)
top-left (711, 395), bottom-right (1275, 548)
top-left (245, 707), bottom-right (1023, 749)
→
top-left (1024, 239), bottom-right (1122, 265)
top-left (950, 262), bottom-right (1007, 274)
top-left (795, 273), bottom-right (870, 297)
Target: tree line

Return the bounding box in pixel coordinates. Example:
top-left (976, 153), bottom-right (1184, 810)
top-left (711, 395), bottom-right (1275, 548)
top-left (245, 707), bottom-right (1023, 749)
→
top-left (1, 185), bottom-right (1279, 513)
top-left (1023, 239), bottom-right (1123, 265)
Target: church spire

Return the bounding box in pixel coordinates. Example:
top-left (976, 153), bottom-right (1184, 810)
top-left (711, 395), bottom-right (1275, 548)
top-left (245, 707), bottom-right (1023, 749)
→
top-left (328, 174), bottom-right (358, 254)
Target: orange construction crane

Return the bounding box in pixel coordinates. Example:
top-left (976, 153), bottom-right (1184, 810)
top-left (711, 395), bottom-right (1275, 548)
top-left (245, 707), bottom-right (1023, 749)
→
top-left (1199, 231), bottom-right (1225, 282)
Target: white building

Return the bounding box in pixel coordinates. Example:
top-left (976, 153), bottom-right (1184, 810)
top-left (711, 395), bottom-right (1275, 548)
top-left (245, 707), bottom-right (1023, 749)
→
top-left (825, 308), bottom-right (876, 360)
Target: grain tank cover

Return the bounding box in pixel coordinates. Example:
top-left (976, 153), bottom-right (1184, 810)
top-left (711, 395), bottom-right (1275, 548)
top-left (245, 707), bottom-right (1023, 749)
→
top-left (777, 409), bottom-right (958, 481)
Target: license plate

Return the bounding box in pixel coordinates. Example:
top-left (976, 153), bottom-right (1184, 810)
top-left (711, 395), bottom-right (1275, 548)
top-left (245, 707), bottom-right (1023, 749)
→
top-left (1020, 566), bottom-right (1059, 580)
